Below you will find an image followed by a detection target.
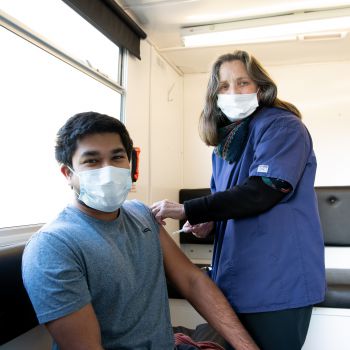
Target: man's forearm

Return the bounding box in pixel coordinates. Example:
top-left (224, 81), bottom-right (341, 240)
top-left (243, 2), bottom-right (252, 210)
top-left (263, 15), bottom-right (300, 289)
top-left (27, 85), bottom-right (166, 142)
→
top-left (183, 271), bottom-right (259, 350)
top-left (159, 228), bottom-right (259, 349)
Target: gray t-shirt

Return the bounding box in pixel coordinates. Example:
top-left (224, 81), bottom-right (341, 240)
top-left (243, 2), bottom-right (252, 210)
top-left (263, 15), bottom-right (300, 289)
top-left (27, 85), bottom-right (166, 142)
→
top-left (22, 200), bottom-right (174, 350)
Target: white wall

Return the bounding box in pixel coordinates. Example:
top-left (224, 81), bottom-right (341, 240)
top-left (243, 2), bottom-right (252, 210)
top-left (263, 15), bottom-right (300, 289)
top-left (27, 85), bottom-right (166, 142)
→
top-left (183, 60), bottom-right (350, 188)
top-left (183, 75), bottom-right (213, 188)
top-left (126, 40), bottom-right (184, 234)
top-left (124, 40), bottom-right (152, 204)
top-left (269, 61), bottom-right (350, 186)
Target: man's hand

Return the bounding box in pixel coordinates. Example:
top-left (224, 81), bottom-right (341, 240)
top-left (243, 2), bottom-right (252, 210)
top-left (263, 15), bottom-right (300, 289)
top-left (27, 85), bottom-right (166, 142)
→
top-left (151, 200), bottom-right (186, 225)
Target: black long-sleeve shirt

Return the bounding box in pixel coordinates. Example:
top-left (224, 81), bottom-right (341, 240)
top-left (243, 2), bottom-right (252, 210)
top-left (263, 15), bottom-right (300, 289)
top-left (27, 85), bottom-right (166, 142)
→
top-left (184, 176), bottom-right (291, 225)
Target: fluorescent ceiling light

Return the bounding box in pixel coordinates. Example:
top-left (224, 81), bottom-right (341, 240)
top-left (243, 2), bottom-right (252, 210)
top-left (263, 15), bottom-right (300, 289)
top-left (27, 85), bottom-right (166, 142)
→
top-left (187, 0), bottom-right (350, 22)
top-left (181, 7), bottom-right (350, 47)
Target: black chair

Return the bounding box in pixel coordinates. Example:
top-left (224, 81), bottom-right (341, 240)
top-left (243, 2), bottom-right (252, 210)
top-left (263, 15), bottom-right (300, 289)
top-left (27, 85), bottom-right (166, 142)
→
top-left (0, 243), bottom-right (39, 345)
top-left (315, 186), bottom-right (350, 308)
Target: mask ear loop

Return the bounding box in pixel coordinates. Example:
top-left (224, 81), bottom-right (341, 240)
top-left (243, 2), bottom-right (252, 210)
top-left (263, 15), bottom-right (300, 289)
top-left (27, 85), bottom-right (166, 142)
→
top-left (67, 166), bottom-right (80, 195)
top-left (67, 165), bottom-right (76, 176)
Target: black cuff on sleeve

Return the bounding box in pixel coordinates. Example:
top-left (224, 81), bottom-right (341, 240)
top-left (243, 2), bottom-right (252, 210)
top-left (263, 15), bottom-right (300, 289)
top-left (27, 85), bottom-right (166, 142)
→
top-left (184, 176), bottom-right (289, 225)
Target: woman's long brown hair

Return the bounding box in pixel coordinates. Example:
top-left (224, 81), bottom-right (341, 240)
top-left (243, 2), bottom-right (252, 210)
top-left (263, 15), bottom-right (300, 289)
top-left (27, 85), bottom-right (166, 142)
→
top-left (199, 50), bottom-right (302, 146)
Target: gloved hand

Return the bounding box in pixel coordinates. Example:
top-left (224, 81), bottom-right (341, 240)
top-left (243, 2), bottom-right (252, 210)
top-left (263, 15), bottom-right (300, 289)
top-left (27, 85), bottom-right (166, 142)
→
top-left (151, 200), bottom-right (186, 225)
top-left (182, 220), bottom-right (214, 238)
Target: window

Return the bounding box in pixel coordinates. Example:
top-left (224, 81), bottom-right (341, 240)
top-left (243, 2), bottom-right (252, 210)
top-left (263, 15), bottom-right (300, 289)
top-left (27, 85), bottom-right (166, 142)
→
top-left (0, 1), bottom-right (125, 228)
top-left (1, 0), bottom-right (122, 82)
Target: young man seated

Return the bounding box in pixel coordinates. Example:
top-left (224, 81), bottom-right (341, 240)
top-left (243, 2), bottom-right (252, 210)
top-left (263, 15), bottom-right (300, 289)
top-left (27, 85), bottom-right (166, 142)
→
top-left (22, 112), bottom-right (258, 350)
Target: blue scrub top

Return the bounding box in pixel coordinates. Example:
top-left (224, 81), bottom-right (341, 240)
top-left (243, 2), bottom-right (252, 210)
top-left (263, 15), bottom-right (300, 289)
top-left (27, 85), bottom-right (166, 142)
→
top-left (210, 107), bottom-right (326, 313)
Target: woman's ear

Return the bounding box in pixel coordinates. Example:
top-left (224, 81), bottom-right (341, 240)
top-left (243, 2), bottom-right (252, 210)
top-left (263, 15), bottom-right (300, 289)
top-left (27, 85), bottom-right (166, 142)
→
top-left (257, 87), bottom-right (262, 101)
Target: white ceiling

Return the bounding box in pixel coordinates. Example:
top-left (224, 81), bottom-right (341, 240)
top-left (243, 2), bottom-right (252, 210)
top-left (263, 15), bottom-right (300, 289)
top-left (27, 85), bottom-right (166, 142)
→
top-left (118, 0), bottom-right (350, 73)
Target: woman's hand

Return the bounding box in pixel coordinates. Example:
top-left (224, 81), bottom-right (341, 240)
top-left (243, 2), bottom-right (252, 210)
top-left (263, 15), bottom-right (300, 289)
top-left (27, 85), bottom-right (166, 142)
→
top-left (151, 200), bottom-right (186, 225)
top-left (183, 221), bottom-right (214, 238)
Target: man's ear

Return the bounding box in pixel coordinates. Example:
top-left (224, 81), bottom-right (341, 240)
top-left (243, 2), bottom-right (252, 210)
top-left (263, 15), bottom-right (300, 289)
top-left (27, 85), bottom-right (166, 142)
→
top-left (61, 165), bottom-right (72, 180)
top-left (61, 165), bottom-right (74, 188)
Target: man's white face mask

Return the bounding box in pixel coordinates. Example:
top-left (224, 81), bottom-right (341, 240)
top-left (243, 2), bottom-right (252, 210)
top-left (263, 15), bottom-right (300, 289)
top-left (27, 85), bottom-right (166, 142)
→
top-left (217, 93), bottom-right (259, 122)
top-left (70, 165), bottom-right (132, 212)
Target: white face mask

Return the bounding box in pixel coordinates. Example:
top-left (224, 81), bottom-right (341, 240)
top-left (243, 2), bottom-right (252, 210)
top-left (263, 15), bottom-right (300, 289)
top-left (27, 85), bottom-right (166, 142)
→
top-left (70, 166), bottom-right (132, 212)
top-left (217, 93), bottom-right (259, 122)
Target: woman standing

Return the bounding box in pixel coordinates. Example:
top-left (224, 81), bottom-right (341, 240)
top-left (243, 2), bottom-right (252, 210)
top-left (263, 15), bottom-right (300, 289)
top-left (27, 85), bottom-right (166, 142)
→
top-left (151, 50), bottom-right (325, 350)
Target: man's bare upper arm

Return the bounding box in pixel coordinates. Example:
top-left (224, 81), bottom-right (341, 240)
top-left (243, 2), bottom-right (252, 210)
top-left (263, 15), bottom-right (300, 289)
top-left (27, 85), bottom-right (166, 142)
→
top-left (159, 226), bottom-right (203, 295)
top-left (45, 303), bottom-right (104, 350)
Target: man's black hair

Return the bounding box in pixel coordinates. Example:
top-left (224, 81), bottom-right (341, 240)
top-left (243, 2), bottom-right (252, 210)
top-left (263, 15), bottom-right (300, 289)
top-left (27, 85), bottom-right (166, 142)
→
top-left (55, 112), bottom-right (133, 167)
